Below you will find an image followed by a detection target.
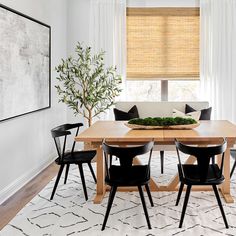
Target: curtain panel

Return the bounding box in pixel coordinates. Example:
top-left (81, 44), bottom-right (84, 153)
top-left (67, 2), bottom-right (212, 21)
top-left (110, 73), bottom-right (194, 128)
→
top-left (89, 0), bottom-right (126, 81)
top-left (89, 0), bottom-right (126, 119)
top-left (200, 0), bottom-right (236, 122)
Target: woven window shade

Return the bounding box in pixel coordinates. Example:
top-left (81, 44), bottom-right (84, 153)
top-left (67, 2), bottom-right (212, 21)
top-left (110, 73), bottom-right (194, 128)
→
top-left (127, 8), bottom-right (200, 80)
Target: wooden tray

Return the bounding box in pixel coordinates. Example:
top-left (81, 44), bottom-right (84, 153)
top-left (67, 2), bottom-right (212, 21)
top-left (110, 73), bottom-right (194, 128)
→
top-left (124, 122), bottom-right (200, 130)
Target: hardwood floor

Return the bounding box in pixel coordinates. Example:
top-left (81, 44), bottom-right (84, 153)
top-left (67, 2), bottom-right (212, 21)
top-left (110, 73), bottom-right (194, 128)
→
top-left (0, 163), bottom-right (58, 230)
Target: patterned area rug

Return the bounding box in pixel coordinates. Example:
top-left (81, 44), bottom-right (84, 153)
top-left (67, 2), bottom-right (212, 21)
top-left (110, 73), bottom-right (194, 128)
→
top-left (1, 151), bottom-right (236, 236)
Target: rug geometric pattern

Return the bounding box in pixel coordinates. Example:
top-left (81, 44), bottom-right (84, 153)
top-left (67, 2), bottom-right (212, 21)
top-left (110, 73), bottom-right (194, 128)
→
top-left (1, 151), bottom-right (236, 236)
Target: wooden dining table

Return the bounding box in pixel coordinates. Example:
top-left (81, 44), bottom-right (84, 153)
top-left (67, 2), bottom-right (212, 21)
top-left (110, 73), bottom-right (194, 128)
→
top-left (75, 120), bottom-right (236, 204)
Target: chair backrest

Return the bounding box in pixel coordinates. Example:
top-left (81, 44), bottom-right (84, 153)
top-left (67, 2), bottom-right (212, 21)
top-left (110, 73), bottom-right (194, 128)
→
top-left (51, 123), bottom-right (83, 163)
top-left (175, 138), bottom-right (227, 182)
top-left (102, 141), bottom-right (154, 179)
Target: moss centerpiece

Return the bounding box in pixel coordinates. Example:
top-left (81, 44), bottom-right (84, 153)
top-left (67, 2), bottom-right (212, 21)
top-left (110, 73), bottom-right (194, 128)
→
top-left (125, 117), bottom-right (199, 130)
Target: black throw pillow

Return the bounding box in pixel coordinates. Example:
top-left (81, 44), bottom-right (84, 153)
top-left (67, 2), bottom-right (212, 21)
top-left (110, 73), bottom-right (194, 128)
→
top-left (185, 104), bottom-right (212, 120)
top-left (113, 105), bottom-right (139, 121)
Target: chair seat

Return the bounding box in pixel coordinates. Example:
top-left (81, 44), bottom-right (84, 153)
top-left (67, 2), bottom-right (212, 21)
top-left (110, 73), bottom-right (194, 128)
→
top-left (55, 150), bottom-right (96, 164)
top-left (106, 165), bottom-right (150, 186)
top-left (178, 164), bottom-right (225, 185)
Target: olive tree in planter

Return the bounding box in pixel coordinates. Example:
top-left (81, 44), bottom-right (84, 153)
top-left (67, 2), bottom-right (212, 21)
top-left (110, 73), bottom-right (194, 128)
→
top-left (55, 42), bottom-right (122, 127)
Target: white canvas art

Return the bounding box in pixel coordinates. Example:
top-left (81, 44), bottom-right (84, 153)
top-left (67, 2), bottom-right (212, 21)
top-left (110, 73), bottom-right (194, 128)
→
top-left (0, 5), bottom-right (50, 122)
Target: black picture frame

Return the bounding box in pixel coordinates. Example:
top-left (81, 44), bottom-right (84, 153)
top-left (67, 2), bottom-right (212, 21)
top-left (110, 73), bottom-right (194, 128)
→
top-left (0, 3), bottom-right (51, 122)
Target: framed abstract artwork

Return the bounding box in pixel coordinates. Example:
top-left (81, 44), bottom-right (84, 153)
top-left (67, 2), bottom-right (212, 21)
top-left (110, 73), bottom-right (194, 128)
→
top-left (0, 4), bottom-right (51, 122)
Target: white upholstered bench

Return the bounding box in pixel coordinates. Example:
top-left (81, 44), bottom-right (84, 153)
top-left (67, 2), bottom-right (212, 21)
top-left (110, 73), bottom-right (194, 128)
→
top-left (115, 101), bottom-right (209, 118)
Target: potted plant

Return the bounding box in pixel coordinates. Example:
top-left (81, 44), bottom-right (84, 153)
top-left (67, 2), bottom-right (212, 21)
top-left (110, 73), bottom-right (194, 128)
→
top-left (55, 42), bottom-right (122, 127)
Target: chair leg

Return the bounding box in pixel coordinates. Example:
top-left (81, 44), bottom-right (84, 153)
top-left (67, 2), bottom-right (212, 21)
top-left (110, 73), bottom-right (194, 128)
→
top-left (50, 164), bottom-right (65, 200)
top-left (78, 164), bottom-right (88, 201)
top-left (138, 185), bottom-right (152, 229)
top-left (212, 185), bottom-right (229, 228)
top-left (88, 162), bottom-right (97, 183)
top-left (160, 150), bottom-right (164, 174)
top-left (230, 159), bottom-right (236, 178)
top-left (176, 183), bottom-right (184, 206)
top-left (101, 186), bottom-right (117, 231)
top-left (145, 184), bottom-right (154, 207)
top-left (64, 164), bottom-right (70, 184)
top-left (212, 156), bottom-right (215, 164)
top-left (179, 185), bottom-right (191, 228)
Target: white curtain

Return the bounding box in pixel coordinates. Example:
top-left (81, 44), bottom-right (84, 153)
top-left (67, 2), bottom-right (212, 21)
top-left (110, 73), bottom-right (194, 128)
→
top-left (89, 0), bottom-right (126, 87)
top-left (200, 0), bottom-right (236, 122)
top-left (89, 0), bottom-right (126, 120)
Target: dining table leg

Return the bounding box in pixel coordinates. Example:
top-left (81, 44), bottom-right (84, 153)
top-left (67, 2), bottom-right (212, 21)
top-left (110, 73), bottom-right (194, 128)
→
top-left (218, 145), bottom-right (234, 203)
top-left (160, 155), bottom-right (196, 191)
top-left (93, 144), bottom-right (106, 204)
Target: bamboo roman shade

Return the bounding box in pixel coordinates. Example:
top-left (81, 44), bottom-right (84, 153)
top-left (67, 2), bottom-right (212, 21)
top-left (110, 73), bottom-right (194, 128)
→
top-left (127, 8), bottom-right (200, 80)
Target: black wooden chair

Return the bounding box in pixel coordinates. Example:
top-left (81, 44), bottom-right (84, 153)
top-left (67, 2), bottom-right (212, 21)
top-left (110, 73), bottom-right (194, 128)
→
top-left (101, 140), bottom-right (154, 230)
top-left (50, 123), bottom-right (97, 201)
top-left (230, 149), bottom-right (236, 178)
top-left (175, 139), bottom-right (228, 228)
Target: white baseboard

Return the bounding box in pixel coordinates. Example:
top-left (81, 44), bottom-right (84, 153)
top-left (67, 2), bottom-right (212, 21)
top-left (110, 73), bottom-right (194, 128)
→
top-left (0, 156), bottom-right (56, 205)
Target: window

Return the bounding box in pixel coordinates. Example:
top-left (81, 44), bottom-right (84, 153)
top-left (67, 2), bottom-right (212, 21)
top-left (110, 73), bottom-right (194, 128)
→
top-left (126, 7), bottom-right (200, 101)
top-left (126, 80), bottom-right (161, 101)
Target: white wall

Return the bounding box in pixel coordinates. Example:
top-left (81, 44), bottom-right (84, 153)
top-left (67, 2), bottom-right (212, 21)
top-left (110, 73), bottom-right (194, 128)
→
top-left (67, 0), bottom-right (92, 126)
top-left (67, 0), bottom-right (91, 54)
top-left (0, 0), bottom-right (68, 204)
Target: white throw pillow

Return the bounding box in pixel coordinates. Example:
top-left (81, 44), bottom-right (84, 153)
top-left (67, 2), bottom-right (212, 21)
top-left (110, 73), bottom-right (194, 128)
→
top-left (172, 109), bottom-right (201, 121)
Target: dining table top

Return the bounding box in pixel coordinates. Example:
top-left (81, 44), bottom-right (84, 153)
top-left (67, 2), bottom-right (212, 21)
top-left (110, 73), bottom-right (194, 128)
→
top-left (75, 120), bottom-right (236, 143)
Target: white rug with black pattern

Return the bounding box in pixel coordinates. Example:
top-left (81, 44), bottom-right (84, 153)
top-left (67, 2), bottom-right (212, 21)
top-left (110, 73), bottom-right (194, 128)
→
top-left (1, 151), bottom-right (236, 236)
